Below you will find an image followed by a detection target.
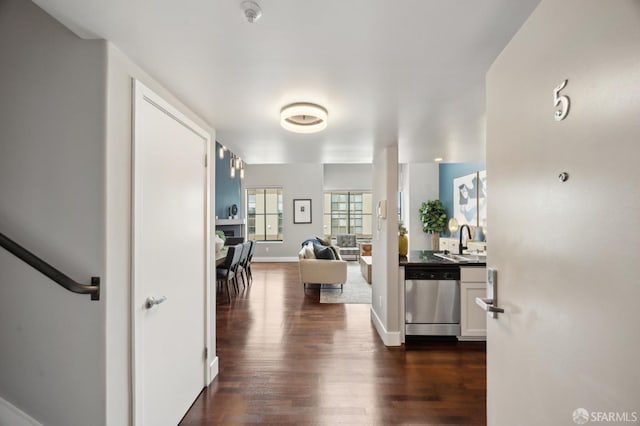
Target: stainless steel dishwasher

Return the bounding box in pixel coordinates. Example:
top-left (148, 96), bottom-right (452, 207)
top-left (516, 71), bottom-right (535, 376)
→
top-left (405, 265), bottom-right (461, 336)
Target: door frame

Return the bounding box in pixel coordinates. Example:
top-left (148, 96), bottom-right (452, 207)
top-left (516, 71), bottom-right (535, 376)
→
top-left (131, 79), bottom-right (213, 425)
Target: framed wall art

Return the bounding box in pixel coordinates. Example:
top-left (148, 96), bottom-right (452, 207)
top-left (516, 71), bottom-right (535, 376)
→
top-left (453, 172), bottom-right (479, 226)
top-left (293, 199), bottom-right (312, 224)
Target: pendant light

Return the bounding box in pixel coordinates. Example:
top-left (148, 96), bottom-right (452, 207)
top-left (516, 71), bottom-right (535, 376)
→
top-left (230, 154), bottom-right (236, 178)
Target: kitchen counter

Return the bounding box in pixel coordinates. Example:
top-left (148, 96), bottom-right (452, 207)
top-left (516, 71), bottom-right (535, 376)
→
top-left (400, 250), bottom-right (486, 267)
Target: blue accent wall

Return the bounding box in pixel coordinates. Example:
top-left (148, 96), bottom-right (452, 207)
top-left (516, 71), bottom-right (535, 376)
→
top-left (439, 162), bottom-right (485, 235)
top-left (215, 142), bottom-right (242, 219)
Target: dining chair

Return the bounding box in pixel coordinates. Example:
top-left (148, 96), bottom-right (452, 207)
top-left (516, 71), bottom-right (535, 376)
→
top-left (245, 240), bottom-right (256, 285)
top-left (235, 241), bottom-right (251, 291)
top-left (216, 244), bottom-right (242, 302)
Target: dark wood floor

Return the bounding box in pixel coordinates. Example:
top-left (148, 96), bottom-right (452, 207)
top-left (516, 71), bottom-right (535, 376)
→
top-left (181, 262), bottom-right (486, 425)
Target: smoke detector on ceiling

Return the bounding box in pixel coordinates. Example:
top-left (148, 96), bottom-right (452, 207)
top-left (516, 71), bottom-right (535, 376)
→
top-left (241, 1), bottom-right (262, 23)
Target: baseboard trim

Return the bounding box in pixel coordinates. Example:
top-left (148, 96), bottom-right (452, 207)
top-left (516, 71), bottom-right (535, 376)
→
top-left (370, 307), bottom-right (402, 346)
top-left (457, 336), bottom-right (486, 341)
top-left (253, 257), bottom-right (298, 263)
top-left (208, 356), bottom-right (219, 385)
top-left (0, 396), bottom-right (42, 426)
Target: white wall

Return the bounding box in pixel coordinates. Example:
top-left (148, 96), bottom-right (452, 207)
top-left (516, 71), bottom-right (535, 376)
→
top-left (0, 0), bottom-right (106, 424)
top-left (323, 164), bottom-right (372, 191)
top-left (405, 163), bottom-right (439, 251)
top-left (486, 0), bottom-right (640, 424)
top-left (106, 44), bottom-right (215, 425)
top-left (370, 146), bottom-right (401, 346)
top-left (0, 2), bottom-right (216, 424)
top-left (243, 164), bottom-right (324, 259)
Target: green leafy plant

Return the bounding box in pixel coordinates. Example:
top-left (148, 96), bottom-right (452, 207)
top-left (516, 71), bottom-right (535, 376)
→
top-left (215, 230), bottom-right (226, 241)
top-left (419, 200), bottom-right (447, 234)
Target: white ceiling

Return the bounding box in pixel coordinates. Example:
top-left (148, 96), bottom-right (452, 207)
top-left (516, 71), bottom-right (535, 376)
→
top-left (34, 0), bottom-right (540, 164)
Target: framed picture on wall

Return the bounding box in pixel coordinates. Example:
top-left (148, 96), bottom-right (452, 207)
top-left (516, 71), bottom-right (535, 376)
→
top-left (293, 199), bottom-right (312, 224)
top-left (453, 172), bottom-right (479, 226)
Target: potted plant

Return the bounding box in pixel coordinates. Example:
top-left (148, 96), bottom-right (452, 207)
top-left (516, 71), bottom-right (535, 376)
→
top-left (214, 230), bottom-right (226, 253)
top-left (419, 200), bottom-right (447, 250)
top-left (398, 222), bottom-right (408, 257)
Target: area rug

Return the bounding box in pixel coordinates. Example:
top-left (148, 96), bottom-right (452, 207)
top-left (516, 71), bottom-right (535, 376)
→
top-left (319, 262), bottom-right (371, 304)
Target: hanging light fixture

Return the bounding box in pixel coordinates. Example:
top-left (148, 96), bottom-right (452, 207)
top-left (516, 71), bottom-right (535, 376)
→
top-left (448, 218), bottom-right (459, 237)
top-left (219, 145), bottom-right (226, 159)
top-left (230, 154), bottom-right (236, 178)
top-left (240, 162), bottom-right (245, 179)
top-left (280, 102), bottom-right (328, 134)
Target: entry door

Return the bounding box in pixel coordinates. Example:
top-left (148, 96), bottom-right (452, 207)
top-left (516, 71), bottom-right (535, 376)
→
top-left (133, 81), bottom-right (210, 426)
top-left (486, 1), bottom-right (640, 425)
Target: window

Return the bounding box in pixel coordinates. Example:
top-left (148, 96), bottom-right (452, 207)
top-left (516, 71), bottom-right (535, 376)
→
top-left (246, 188), bottom-right (283, 241)
top-left (323, 191), bottom-right (372, 238)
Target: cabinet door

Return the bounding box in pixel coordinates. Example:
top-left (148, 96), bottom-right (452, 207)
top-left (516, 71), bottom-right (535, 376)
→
top-left (439, 238), bottom-right (460, 253)
top-left (467, 241), bottom-right (487, 252)
top-left (460, 282), bottom-right (487, 338)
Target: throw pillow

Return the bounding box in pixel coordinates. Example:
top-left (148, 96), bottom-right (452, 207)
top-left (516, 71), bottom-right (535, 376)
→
top-left (315, 236), bottom-right (331, 246)
top-left (303, 242), bottom-right (316, 259)
top-left (329, 245), bottom-right (342, 260)
top-left (313, 243), bottom-right (336, 260)
top-left (301, 238), bottom-right (320, 248)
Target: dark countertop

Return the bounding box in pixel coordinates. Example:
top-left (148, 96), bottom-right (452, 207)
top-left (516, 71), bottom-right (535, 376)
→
top-left (400, 250), bottom-right (486, 267)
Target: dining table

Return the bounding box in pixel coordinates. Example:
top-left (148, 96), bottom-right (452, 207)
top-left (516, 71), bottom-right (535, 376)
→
top-left (215, 248), bottom-right (228, 266)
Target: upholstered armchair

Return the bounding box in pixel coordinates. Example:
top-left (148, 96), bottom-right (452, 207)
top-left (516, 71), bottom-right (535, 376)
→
top-left (335, 234), bottom-right (359, 260)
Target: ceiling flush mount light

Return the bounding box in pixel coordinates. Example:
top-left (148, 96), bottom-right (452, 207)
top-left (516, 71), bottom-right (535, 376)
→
top-left (280, 102), bottom-right (328, 134)
top-left (241, 1), bottom-right (262, 23)
top-left (434, 157), bottom-right (443, 162)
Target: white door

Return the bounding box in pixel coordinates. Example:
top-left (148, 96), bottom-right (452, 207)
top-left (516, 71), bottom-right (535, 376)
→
top-left (486, 1), bottom-right (640, 425)
top-left (133, 81), bottom-right (210, 426)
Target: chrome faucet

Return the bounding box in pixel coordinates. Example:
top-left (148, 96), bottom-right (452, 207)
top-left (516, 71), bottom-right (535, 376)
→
top-left (459, 224), bottom-right (472, 255)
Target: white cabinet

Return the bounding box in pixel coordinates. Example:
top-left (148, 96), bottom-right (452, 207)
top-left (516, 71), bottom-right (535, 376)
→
top-left (439, 237), bottom-right (459, 254)
top-left (459, 266), bottom-right (487, 340)
top-left (467, 241), bottom-right (487, 253)
top-left (440, 237), bottom-right (486, 255)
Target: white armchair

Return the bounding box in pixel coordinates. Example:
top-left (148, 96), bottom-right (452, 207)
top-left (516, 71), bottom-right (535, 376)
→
top-left (298, 244), bottom-right (347, 290)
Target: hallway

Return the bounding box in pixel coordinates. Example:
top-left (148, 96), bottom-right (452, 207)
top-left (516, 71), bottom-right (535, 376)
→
top-left (181, 262), bottom-right (486, 425)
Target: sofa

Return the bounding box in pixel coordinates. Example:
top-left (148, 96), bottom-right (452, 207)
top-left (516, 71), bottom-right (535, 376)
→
top-left (298, 242), bottom-right (347, 290)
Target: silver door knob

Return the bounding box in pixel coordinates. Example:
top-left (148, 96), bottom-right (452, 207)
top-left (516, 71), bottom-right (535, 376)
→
top-left (145, 296), bottom-right (167, 309)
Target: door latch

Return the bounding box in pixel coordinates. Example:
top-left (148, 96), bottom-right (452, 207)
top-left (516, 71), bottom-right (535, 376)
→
top-left (475, 267), bottom-right (503, 318)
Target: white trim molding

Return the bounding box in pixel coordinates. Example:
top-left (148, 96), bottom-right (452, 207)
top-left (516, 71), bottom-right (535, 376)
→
top-left (253, 256), bottom-right (299, 263)
top-left (0, 397), bottom-right (43, 426)
top-left (370, 307), bottom-right (402, 346)
top-left (208, 356), bottom-right (219, 383)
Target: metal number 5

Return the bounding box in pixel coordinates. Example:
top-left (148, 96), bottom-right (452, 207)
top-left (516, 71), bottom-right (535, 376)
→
top-left (554, 79), bottom-right (569, 121)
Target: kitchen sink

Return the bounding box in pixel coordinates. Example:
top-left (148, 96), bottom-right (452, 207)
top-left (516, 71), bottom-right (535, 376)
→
top-left (433, 253), bottom-right (462, 262)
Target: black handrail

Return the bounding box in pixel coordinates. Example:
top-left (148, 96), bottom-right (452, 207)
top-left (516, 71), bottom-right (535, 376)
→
top-left (0, 232), bottom-right (100, 301)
